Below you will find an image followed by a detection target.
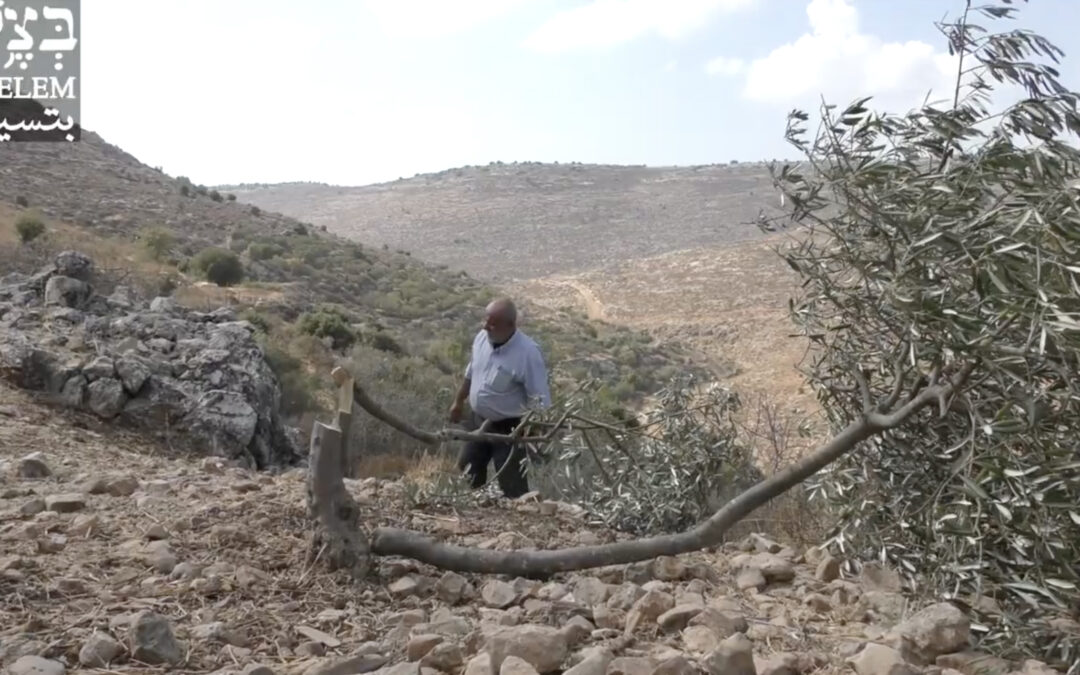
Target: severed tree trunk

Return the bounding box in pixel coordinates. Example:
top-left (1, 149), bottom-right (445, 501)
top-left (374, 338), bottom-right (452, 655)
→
top-left (308, 364), bottom-right (974, 579)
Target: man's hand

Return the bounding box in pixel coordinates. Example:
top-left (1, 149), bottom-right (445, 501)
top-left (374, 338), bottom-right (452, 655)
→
top-left (449, 401), bottom-right (464, 424)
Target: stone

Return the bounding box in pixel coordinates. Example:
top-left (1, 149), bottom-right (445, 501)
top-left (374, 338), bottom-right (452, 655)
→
top-left (389, 575), bottom-right (420, 597)
top-left (1019, 661), bottom-right (1062, 675)
top-left (55, 251), bottom-right (93, 279)
top-left (106, 475), bottom-right (139, 496)
top-left (45, 493), bottom-right (86, 513)
top-left (609, 657), bottom-right (656, 675)
top-left (19, 498), bottom-right (45, 516)
top-left (44, 275), bottom-right (90, 308)
top-left (736, 567), bottom-right (767, 591)
top-left (486, 624), bottom-right (569, 674)
top-left (804, 593), bottom-right (832, 613)
top-left (860, 563), bottom-right (902, 592)
top-left (482, 579), bottom-right (519, 608)
top-left (572, 576), bottom-right (610, 606)
top-left (422, 643), bottom-right (465, 672)
top-left (847, 644), bottom-right (921, 675)
top-left (129, 610), bottom-right (184, 665)
top-left (243, 666), bottom-right (276, 675)
top-left (733, 553), bottom-right (795, 585)
top-left (682, 625), bottom-right (718, 654)
top-left (934, 651), bottom-right (1012, 675)
top-left (653, 556), bottom-right (686, 581)
top-left (83, 355), bottom-right (116, 380)
top-left (464, 653), bottom-right (492, 675)
top-left (563, 649), bottom-right (612, 675)
top-left (16, 452), bottom-right (51, 478)
top-left (703, 633), bottom-right (756, 675)
top-left (625, 590), bottom-right (675, 634)
top-left (9, 656), bottom-right (66, 675)
top-left (407, 634), bottom-right (444, 661)
top-left (69, 514), bottom-right (100, 537)
top-left (592, 605), bottom-right (624, 630)
top-left (816, 556), bottom-right (841, 582)
top-left (561, 616), bottom-right (594, 646)
top-left (303, 652), bottom-right (389, 675)
top-left (657, 605), bottom-right (703, 633)
top-left (115, 355), bottom-right (151, 394)
top-left (653, 655), bottom-right (696, 675)
top-left (891, 603), bottom-right (970, 664)
top-left (79, 631), bottom-right (125, 667)
top-left (501, 655), bottom-right (540, 675)
top-left (689, 608), bottom-right (748, 638)
top-left (87, 377), bottom-right (128, 418)
top-left (192, 621), bottom-right (246, 646)
top-left (435, 571), bottom-right (471, 604)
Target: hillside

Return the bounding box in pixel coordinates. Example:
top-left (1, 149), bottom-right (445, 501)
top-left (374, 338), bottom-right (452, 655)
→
top-left (223, 162), bottom-right (786, 283)
top-left (0, 134), bottom-right (703, 465)
top-left (2, 378), bottom-right (1062, 675)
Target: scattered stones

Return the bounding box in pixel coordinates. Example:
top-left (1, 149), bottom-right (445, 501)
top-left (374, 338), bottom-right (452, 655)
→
top-left (9, 655), bottom-right (66, 675)
top-left (129, 610), bottom-right (184, 665)
top-left (44, 492), bottom-right (86, 513)
top-left (79, 631), bottom-right (125, 667)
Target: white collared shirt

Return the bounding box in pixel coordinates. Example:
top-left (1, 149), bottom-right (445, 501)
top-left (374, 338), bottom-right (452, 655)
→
top-left (464, 329), bottom-right (551, 421)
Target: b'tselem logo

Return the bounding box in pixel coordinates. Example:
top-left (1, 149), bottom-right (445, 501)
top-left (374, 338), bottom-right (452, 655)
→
top-left (0, 0), bottom-right (79, 142)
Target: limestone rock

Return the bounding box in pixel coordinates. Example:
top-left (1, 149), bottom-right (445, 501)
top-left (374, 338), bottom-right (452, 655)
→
top-left (501, 655), bottom-right (540, 675)
top-left (890, 603), bottom-right (970, 664)
top-left (703, 633), bottom-right (756, 675)
top-left (16, 453), bottom-right (50, 478)
top-left (482, 579), bottom-right (519, 609)
top-left (9, 656), bottom-right (66, 675)
top-left (625, 590), bottom-right (675, 634)
top-left (435, 571), bottom-right (471, 604)
top-left (45, 493), bottom-right (86, 513)
top-left (657, 605), bottom-right (702, 633)
top-left (847, 644), bottom-right (920, 675)
top-left (129, 610), bottom-right (184, 665)
top-left (79, 631), bottom-right (125, 667)
top-left (486, 624), bottom-right (569, 674)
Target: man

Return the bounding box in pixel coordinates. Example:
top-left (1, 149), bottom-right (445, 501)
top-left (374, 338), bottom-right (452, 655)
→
top-left (449, 297), bottom-right (551, 499)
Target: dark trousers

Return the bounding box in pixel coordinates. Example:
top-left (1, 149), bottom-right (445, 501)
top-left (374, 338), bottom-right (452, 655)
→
top-left (457, 411), bottom-right (530, 499)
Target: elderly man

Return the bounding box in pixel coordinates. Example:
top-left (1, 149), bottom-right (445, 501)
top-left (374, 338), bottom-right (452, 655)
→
top-left (448, 297), bottom-right (551, 499)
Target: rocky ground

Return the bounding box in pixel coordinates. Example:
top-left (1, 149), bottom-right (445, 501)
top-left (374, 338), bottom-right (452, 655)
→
top-left (0, 381), bottom-right (1066, 675)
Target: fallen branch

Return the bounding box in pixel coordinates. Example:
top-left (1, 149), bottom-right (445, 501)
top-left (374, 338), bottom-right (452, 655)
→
top-left (312, 363), bottom-right (975, 578)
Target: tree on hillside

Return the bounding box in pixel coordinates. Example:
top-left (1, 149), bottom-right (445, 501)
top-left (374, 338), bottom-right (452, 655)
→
top-left (307, 1), bottom-right (1079, 666)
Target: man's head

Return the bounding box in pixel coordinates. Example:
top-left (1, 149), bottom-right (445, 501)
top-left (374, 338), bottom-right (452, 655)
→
top-left (483, 297), bottom-right (517, 344)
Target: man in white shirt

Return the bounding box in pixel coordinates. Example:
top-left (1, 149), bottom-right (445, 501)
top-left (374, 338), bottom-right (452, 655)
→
top-left (449, 297), bottom-right (551, 498)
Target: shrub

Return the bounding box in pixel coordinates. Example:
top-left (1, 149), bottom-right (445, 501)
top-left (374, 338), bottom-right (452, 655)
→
top-left (250, 206), bottom-right (261, 216)
top-left (262, 343), bottom-right (319, 418)
top-left (248, 242), bottom-right (284, 261)
top-left (14, 195), bottom-right (28, 207)
top-left (140, 226), bottom-right (174, 261)
top-left (191, 247), bottom-right (244, 286)
top-left (227, 193), bottom-right (237, 201)
top-left (298, 306), bottom-right (355, 350)
top-left (179, 185), bottom-right (190, 197)
top-left (14, 211), bottom-right (45, 243)
top-left (209, 190), bottom-right (224, 202)
top-left (767, 3), bottom-right (1080, 664)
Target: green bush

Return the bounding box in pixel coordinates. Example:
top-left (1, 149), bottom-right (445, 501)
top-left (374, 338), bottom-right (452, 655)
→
top-left (248, 242), bottom-right (284, 261)
top-left (298, 306), bottom-right (355, 350)
top-left (15, 195), bottom-right (28, 207)
top-left (14, 211), bottom-right (45, 243)
top-left (227, 193), bottom-right (237, 202)
top-left (191, 247), bottom-right (245, 286)
top-left (209, 190), bottom-right (224, 203)
top-left (263, 344), bottom-right (319, 418)
top-left (140, 226), bottom-right (174, 261)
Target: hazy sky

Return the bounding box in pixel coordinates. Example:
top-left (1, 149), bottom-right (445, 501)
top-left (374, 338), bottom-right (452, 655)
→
top-left (81, 0), bottom-right (1080, 187)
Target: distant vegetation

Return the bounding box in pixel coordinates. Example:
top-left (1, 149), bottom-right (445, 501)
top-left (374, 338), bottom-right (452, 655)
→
top-left (14, 210), bottom-right (45, 244)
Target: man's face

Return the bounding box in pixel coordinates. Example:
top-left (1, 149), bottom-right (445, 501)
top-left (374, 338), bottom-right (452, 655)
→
top-left (483, 306), bottom-right (514, 343)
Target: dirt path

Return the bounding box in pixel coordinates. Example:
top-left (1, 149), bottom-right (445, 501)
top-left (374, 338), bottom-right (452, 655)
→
top-left (562, 280), bottom-right (607, 321)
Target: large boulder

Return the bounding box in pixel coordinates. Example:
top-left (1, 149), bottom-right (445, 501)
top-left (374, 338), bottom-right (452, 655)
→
top-left (0, 252), bottom-right (300, 469)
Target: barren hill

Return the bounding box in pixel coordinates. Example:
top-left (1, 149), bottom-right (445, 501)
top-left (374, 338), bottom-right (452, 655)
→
top-left (223, 162), bottom-right (785, 283)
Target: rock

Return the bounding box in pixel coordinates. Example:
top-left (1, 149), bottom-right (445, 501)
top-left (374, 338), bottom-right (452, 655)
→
top-left (653, 556), bottom-right (686, 581)
top-left (573, 576), bottom-right (610, 606)
top-left (145, 523), bottom-right (169, 540)
top-left (804, 593), bottom-right (832, 613)
top-left (625, 590), bottom-right (675, 634)
top-left (19, 498), bottom-right (45, 516)
top-left (55, 251), bottom-right (93, 279)
top-left (303, 652), bottom-right (389, 675)
top-left (501, 655), bottom-right (541, 675)
top-left (890, 602), bottom-right (970, 664)
top-left (87, 377), bottom-right (127, 418)
top-left (733, 553), bottom-right (795, 586)
top-left (816, 556), bottom-right (841, 582)
top-left (657, 605), bottom-right (702, 633)
top-left (464, 653), bottom-right (492, 675)
top-left (653, 655), bottom-right (696, 675)
top-left (44, 275), bottom-right (90, 308)
top-left (436, 571), bottom-right (471, 604)
top-left (486, 624), bottom-right (569, 674)
top-left (609, 657), bottom-right (656, 675)
top-left (736, 567), bottom-right (767, 591)
top-left (593, 605), bottom-right (624, 630)
top-left (682, 625), bottom-right (718, 654)
top-left (689, 608), bottom-right (748, 638)
top-left (9, 656), bottom-right (66, 675)
top-left (79, 631), bottom-right (125, 667)
top-left (16, 453), bottom-right (50, 478)
top-left (564, 649), bottom-right (612, 675)
top-left (1019, 661), bottom-right (1062, 675)
top-left (244, 666), bottom-right (276, 675)
top-left (192, 621), bottom-right (246, 646)
top-left (129, 610), bottom-right (184, 665)
top-left (106, 475), bottom-right (138, 496)
top-left (150, 296), bottom-right (177, 313)
top-left (934, 651), bottom-right (1012, 675)
top-left (847, 644), bottom-right (920, 675)
top-left (69, 513), bottom-right (100, 537)
top-left (389, 575), bottom-right (420, 598)
top-left (115, 355), bottom-right (151, 394)
top-left (703, 633), bottom-right (756, 675)
top-left (422, 643), bottom-right (465, 672)
top-left (83, 355), bottom-right (116, 380)
top-left (561, 616), bottom-right (594, 646)
top-left (45, 493), bottom-right (86, 513)
top-left (483, 579), bottom-right (519, 608)
top-left (407, 634), bottom-right (444, 661)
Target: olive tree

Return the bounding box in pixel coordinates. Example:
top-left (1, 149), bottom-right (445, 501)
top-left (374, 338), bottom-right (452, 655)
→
top-left (761, 0), bottom-right (1080, 665)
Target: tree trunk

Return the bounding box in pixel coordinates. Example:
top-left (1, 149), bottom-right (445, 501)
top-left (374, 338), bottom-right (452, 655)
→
top-left (307, 421), bottom-right (370, 578)
top-left (307, 365), bottom-right (973, 578)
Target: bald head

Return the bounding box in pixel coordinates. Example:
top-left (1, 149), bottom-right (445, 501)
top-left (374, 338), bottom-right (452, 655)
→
top-left (483, 297), bottom-right (518, 343)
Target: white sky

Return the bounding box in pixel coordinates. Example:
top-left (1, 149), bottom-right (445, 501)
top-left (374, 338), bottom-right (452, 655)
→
top-left (79, 0), bottom-right (1080, 186)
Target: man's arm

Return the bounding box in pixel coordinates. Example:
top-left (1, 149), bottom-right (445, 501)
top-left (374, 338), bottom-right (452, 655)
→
top-left (523, 347), bottom-right (551, 409)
